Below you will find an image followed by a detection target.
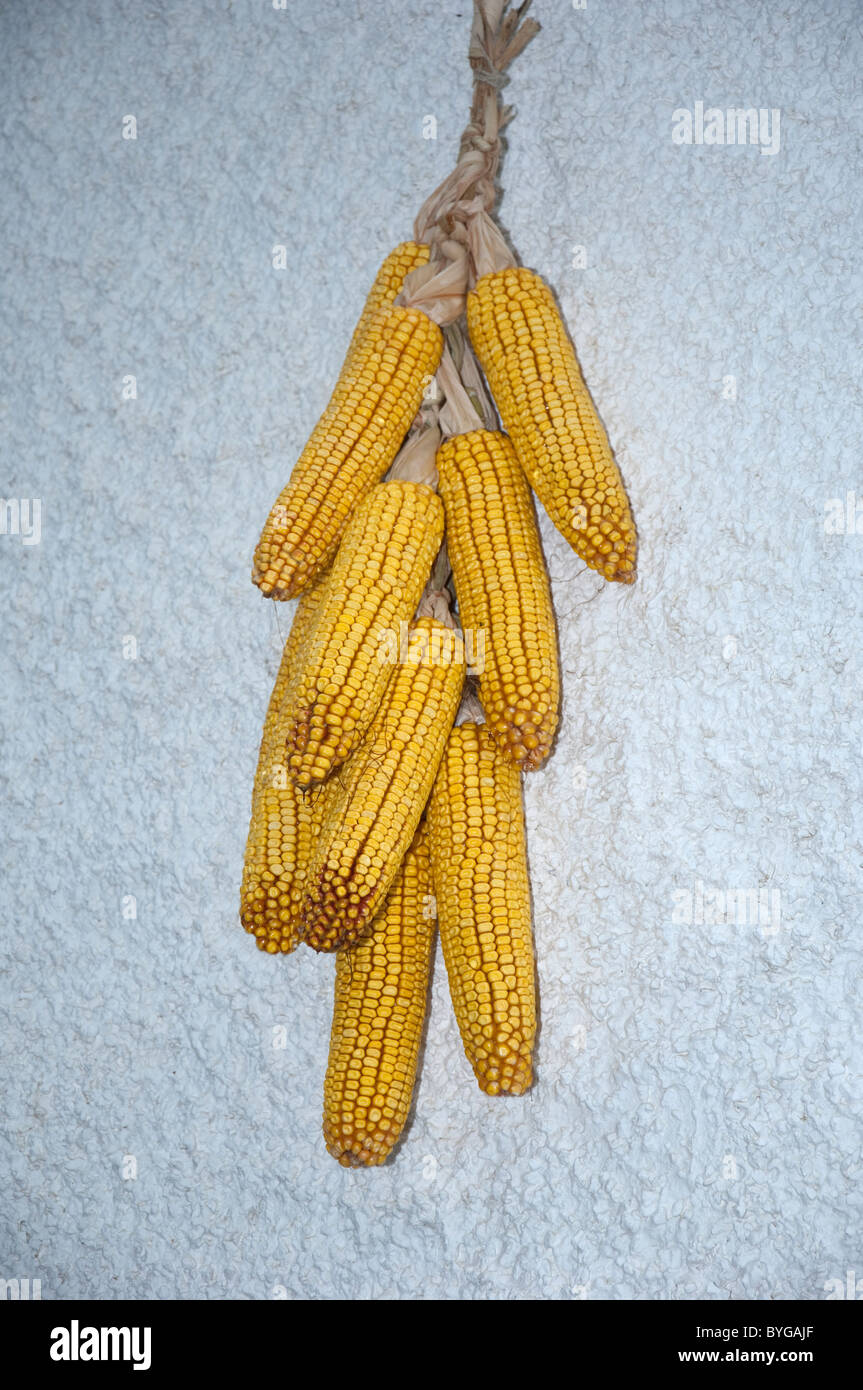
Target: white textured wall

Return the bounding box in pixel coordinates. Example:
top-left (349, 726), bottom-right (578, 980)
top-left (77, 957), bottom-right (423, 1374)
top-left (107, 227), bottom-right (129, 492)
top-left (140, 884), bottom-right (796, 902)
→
top-left (1, 0), bottom-right (861, 1300)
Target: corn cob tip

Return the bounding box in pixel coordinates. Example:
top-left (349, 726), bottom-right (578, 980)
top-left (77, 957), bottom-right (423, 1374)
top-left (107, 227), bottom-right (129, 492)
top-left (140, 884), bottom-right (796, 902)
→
top-left (325, 1142), bottom-right (386, 1168)
top-left (466, 998), bottom-right (534, 1095)
top-left (611, 540), bottom-right (637, 584)
top-left (302, 882), bottom-right (377, 954)
top-left (250, 568), bottom-right (302, 602)
top-left (250, 558), bottom-right (304, 602)
top-left (240, 881), bottom-right (303, 954)
top-left (476, 1055), bottom-right (533, 1097)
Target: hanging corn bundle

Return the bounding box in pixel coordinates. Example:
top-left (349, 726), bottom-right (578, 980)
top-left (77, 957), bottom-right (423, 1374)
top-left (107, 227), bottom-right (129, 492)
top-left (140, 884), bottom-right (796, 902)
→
top-left (236, 0), bottom-right (637, 1164)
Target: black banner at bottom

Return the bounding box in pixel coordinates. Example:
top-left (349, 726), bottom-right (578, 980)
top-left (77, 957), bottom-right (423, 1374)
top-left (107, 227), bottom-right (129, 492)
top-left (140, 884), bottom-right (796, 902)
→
top-left (7, 1297), bottom-right (859, 1375)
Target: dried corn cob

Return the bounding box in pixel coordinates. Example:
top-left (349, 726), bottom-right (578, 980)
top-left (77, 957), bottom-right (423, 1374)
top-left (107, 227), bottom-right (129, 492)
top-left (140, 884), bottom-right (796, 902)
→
top-left (323, 823), bottom-right (435, 1167)
top-left (467, 266), bottom-right (636, 583)
top-left (239, 572), bottom-right (330, 953)
top-left (285, 480), bottom-right (444, 788)
top-left (428, 720), bottom-right (536, 1095)
top-left (437, 429), bottom-right (559, 769)
top-left (253, 305), bottom-right (443, 600)
top-left (252, 242), bottom-right (428, 607)
top-left (302, 618), bottom-right (465, 952)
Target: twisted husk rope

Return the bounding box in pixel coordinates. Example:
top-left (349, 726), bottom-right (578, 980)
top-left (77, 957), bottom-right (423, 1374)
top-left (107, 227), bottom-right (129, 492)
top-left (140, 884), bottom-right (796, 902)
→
top-left (396, 0), bottom-right (538, 326)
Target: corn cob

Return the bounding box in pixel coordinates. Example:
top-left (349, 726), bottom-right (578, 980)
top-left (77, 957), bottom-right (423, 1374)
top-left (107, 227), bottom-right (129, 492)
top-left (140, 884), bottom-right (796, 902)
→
top-left (428, 721), bottom-right (536, 1095)
top-left (437, 429), bottom-right (559, 770)
top-left (284, 480), bottom-right (444, 788)
top-left (467, 266), bottom-right (636, 584)
top-left (253, 305), bottom-right (443, 600)
top-left (302, 618), bottom-right (465, 952)
top-left (239, 572), bottom-right (330, 953)
top-left (323, 823), bottom-right (435, 1167)
top-left (256, 242), bottom-right (427, 604)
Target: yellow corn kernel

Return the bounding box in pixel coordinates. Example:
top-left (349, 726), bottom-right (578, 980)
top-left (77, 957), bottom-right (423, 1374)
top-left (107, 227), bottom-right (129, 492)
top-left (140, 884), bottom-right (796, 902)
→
top-left (437, 429), bottom-right (559, 770)
top-left (302, 618), bottom-right (465, 952)
top-left (467, 266), bottom-right (636, 584)
top-left (239, 572), bottom-right (331, 953)
top-left (285, 480), bottom-right (444, 787)
top-left (428, 721), bottom-right (536, 1095)
top-left (253, 304), bottom-right (442, 600)
top-left (323, 823), bottom-right (435, 1167)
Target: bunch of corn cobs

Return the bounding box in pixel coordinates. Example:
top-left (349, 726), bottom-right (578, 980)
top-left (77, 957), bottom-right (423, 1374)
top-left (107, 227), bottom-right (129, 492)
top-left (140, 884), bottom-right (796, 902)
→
top-left (239, 2), bottom-right (636, 1166)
